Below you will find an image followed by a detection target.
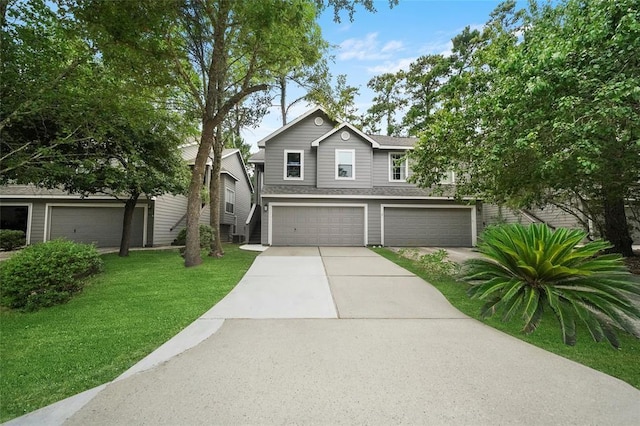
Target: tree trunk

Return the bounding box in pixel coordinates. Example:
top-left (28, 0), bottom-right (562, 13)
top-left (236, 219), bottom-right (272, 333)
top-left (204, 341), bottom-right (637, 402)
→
top-left (209, 126), bottom-right (224, 257)
top-left (279, 74), bottom-right (287, 126)
top-left (118, 193), bottom-right (139, 257)
top-left (603, 195), bottom-right (634, 257)
top-left (184, 118), bottom-right (215, 267)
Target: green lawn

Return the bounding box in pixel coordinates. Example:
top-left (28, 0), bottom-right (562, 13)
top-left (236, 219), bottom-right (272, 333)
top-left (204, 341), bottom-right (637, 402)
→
top-left (372, 247), bottom-right (640, 390)
top-left (0, 245), bottom-right (259, 423)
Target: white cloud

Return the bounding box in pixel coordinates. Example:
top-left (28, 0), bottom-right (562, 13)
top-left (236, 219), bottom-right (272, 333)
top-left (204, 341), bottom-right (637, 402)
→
top-left (338, 32), bottom-right (404, 61)
top-left (367, 57), bottom-right (417, 74)
top-left (381, 40), bottom-right (404, 53)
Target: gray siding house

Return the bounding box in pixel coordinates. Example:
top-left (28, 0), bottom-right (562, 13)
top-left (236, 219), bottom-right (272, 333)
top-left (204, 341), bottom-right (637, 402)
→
top-left (0, 145), bottom-right (253, 248)
top-left (247, 107), bottom-right (481, 247)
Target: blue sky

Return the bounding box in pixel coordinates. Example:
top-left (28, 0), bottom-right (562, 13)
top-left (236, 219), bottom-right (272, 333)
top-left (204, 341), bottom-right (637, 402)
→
top-left (242, 0), bottom-right (509, 150)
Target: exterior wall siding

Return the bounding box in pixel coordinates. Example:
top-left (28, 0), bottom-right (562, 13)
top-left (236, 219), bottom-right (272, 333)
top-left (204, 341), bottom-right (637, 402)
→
top-left (482, 204), bottom-right (584, 231)
top-left (264, 113), bottom-right (334, 186)
top-left (221, 152), bottom-right (253, 238)
top-left (152, 194), bottom-right (188, 245)
top-left (316, 133), bottom-right (373, 189)
top-left (372, 150), bottom-right (414, 187)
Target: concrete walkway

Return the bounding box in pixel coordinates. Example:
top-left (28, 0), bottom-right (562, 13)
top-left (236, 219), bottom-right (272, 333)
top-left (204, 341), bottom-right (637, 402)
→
top-left (8, 247), bottom-right (640, 425)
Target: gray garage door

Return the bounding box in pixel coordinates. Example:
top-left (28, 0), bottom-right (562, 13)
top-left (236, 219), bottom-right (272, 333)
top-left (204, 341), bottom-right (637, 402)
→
top-left (272, 206), bottom-right (365, 246)
top-left (384, 207), bottom-right (472, 247)
top-left (49, 206), bottom-right (144, 247)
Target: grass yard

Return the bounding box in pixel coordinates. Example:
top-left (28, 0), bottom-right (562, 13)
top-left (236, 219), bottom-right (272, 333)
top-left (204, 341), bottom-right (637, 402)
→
top-left (372, 247), bottom-right (640, 390)
top-left (0, 244), bottom-right (259, 423)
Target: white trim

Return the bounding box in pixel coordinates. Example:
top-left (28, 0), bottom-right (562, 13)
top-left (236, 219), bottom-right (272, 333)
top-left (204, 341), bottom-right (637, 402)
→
top-left (380, 203), bottom-right (477, 247)
top-left (388, 152), bottom-right (408, 183)
top-left (267, 202), bottom-right (368, 246)
top-left (221, 170), bottom-right (240, 182)
top-left (44, 203), bottom-right (148, 246)
top-left (262, 193), bottom-right (476, 201)
top-left (335, 149), bottom-right (356, 180)
top-left (257, 107), bottom-right (331, 147)
top-left (283, 149), bottom-right (304, 181)
top-left (379, 145), bottom-right (414, 150)
top-left (0, 202), bottom-right (32, 244)
top-left (311, 123), bottom-right (381, 148)
top-left (245, 203), bottom-right (257, 226)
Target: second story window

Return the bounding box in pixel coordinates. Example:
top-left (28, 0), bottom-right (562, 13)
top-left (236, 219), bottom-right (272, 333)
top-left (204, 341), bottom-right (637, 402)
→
top-left (225, 188), bottom-right (235, 214)
top-left (284, 150), bottom-right (304, 180)
top-left (389, 153), bottom-right (408, 182)
top-left (336, 149), bottom-right (355, 179)
top-left (440, 171), bottom-right (456, 185)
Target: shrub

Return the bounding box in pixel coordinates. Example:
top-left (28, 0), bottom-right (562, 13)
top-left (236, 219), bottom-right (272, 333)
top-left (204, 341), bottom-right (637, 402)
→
top-left (398, 248), bottom-right (460, 278)
top-left (0, 239), bottom-right (103, 311)
top-left (462, 223), bottom-right (640, 348)
top-left (171, 224), bottom-right (213, 249)
top-left (0, 230), bottom-right (26, 251)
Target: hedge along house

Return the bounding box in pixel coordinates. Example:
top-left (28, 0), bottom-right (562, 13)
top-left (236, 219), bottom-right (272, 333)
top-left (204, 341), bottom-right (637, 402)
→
top-left (0, 145), bottom-right (253, 248)
top-left (247, 107), bottom-right (481, 247)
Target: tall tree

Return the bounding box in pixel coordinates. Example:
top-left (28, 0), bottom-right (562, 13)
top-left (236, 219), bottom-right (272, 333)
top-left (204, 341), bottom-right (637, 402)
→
top-left (361, 72), bottom-right (404, 135)
top-left (1, 0), bottom-right (191, 256)
top-left (409, 0), bottom-right (640, 256)
top-left (307, 73), bottom-right (361, 122)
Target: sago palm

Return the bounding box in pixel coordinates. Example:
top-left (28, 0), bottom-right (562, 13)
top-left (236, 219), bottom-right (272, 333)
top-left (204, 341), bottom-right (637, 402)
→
top-left (462, 223), bottom-right (640, 348)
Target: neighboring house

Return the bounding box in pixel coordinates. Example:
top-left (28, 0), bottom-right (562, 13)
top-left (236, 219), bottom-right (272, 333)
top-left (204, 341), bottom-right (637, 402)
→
top-left (483, 203), bottom-right (640, 243)
top-left (246, 107), bottom-right (481, 247)
top-left (0, 146), bottom-right (253, 248)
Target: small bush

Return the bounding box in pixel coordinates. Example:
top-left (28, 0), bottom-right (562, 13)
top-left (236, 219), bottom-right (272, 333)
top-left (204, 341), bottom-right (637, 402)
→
top-left (0, 239), bottom-right (103, 311)
top-left (0, 230), bottom-right (26, 251)
top-left (398, 248), bottom-right (460, 278)
top-left (171, 224), bottom-right (213, 249)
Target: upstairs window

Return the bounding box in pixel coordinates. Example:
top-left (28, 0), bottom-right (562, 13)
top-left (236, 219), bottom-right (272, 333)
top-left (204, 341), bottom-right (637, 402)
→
top-left (440, 171), bottom-right (456, 184)
top-left (336, 149), bottom-right (355, 179)
top-left (389, 153), bottom-right (408, 182)
top-left (225, 188), bottom-right (235, 214)
top-left (284, 150), bottom-right (304, 180)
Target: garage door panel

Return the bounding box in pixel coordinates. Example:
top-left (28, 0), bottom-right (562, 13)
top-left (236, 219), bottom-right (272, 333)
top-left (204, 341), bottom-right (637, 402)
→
top-left (384, 207), bottom-right (472, 247)
top-left (272, 206), bottom-right (364, 246)
top-left (50, 206), bottom-right (144, 247)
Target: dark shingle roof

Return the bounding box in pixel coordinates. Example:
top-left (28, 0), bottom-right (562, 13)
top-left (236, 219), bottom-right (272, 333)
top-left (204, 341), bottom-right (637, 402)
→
top-left (248, 149), bottom-right (265, 163)
top-left (261, 185), bottom-right (461, 199)
top-left (367, 134), bottom-right (418, 147)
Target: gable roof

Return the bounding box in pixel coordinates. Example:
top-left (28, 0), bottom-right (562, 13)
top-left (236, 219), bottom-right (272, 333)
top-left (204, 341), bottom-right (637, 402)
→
top-left (248, 149), bottom-right (264, 164)
top-left (256, 106), bottom-right (334, 148)
top-left (221, 149), bottom-right (254, 193)
top-left (310, 123), bottom-right (381, 148)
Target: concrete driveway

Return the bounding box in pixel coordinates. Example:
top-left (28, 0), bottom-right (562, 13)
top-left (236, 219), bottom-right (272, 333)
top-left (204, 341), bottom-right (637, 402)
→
top-left (11, 247), bottom-right (640, 425)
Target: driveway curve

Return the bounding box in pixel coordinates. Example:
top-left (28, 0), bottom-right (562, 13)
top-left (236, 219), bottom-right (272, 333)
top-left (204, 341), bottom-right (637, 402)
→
top-left (13, 247), bottom-right (640, 425)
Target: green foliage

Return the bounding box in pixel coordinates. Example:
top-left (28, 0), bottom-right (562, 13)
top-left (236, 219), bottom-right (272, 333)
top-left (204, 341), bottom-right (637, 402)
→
top-left (462, 224), bottom-right (640, 348)
top-left (0, 230), bottom-right (26, 251)
top-left (391, 0), bottom-right (640, 254)
top-left (398, 248), bottom-right (460, 278)
top-left (172, 224), bottom-right (213, 249)
top-left (0, 239), bottom-right (103, 311)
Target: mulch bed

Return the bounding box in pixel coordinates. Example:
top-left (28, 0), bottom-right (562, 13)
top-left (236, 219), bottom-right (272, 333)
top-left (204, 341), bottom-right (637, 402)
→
top-left (624, 252), bottom-right (640, 275)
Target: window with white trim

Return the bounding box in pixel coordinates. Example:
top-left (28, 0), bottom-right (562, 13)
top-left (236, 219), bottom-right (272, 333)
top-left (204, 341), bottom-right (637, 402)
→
top-left (284, 150), bottom-right (304, 180)
top-left (440, 171), bottom-right (456, 184)
top-left (389, 152), bottom-right (408, 182)
top-left (225, 188), bottom-right (235, 214)
top-left (336, 149), bottom-right (355, 179)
